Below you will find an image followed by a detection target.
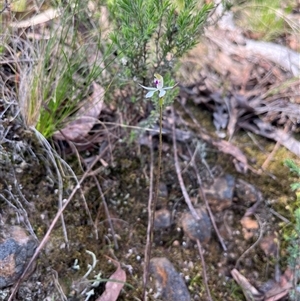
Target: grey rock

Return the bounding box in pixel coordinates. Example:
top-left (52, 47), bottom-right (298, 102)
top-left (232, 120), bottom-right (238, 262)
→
top-left (0, 226), bottom-right (37, 288)
top-left (150, 257), bottom-right (191, 301)
top-left (181, 207), bottom-right (212, 243)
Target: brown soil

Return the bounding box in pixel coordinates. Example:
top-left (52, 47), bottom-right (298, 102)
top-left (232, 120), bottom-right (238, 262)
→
top-left (0, 92), bottom-right (299, 300)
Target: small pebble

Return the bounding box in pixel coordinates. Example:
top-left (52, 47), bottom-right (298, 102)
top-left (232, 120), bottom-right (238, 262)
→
top-left (172, 240), bottom-right (180, 247)
top-left (154, 208), bottom-right (171, 230)
top-left (150, 257), bottom-right (191, 301)
top-left (0, 226), bottom-right (37, 288)
top-left (202, 174), bottom-right (235, 212)
top-left (181, 207), bottom-right (212, 243)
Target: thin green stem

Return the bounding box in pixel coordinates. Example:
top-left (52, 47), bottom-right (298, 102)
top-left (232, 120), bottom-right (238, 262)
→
top-left (142, 99), bottom-right (163, 300)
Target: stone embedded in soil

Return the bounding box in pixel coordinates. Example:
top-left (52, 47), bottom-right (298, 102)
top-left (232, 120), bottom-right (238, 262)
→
top-left (181, 207), bottom-right (212, 243)
top-left (202, 174), bottom-right (235, 212)
top-left (235, 179), bottom-right (262, 205)
top-left (0, 226), bottom-right (37, 288)
top-left (150, 257), bottom-right (191, 301)
top-left (259, 234), bottom-right (279, 257)
top-left (158, 182), bottom-right (168, 199)
top-left (154, 208), bottom-right (172, 230)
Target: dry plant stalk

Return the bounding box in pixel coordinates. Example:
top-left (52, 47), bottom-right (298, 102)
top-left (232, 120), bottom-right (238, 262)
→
top-left (142, 107), bottom-right (163, 300)
top-left (8, 153), bottom-right (102, 301)
top-left (170, 106), bottom-right (200, 220)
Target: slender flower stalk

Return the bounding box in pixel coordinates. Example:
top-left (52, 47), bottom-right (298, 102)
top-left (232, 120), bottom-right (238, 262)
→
top-left (140, 74), bottom-right (177, 300)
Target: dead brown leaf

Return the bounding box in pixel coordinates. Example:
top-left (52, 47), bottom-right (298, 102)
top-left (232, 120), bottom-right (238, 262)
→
top-left (264, 268), bottom-right (293, 301)
top-left (96, 259), bottom-right (126, 301)
top-left (231, 268), bottom-right (263, 301)
top-left (53, 82), bottom-right (104, 142)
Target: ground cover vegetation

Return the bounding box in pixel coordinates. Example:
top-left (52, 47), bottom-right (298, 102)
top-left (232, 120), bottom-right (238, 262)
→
top-left (0, 0), bottom-right (299, 300)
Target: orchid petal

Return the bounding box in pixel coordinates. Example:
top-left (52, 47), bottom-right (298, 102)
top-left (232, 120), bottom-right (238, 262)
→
top-left (138, 84), bottom-right (157, 91)
top-left (163, 86), bottom-right (175, 90)
top-left (146, 90), bottom-right (157, 98)
top-left (154, 73), bottom-right (164, 89)
top-left (158, 89), bottom-right (166, 98)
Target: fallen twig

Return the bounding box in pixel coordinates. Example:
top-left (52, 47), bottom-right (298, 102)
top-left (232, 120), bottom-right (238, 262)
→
top-left (196, 239), bottom-right (213, 301)
top-left (235, 214), bottom-right (264, 270)
top-left (8, 153), bottom-right (102, 301)
top-left (171, 106), bottom-right (200, 220)
top-left (261, 121), bottom-right (292, 171)
top-left (178, 101), bottom-right (249, 173)
top-left (92, 176), bottom-right (119, 250)
top-left (187, 145), bottom-right (227, 251)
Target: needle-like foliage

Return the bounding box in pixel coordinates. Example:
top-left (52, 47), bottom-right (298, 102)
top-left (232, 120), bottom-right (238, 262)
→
top-left (108, 0), bottom-right (213, 99)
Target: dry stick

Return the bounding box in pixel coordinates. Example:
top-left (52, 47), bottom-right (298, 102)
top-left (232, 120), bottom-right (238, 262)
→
top-left (58, 142), bottom-right (96, 238)
top-left (235, 214), bottom-right (264, 270)
top-left (92, 176), bottom-right (119, 249)
top-left (8, 154), bottom-right (101, 301)
top-left (196, 239), bottom-right (213, 301)
top-left (57, 138), bottom-right (101, 245)
top-left (187, 146), bottom-right (227, 252)
top-left (142, 116), bottom-right (160, 300)
top-left (261, 120), bottom-right (291, 171)
top-left (170, 106), bottom-right (200, 221)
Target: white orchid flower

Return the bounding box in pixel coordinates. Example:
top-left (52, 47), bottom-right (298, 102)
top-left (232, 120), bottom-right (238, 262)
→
top-left (139, 73), bottom-right (176, 98)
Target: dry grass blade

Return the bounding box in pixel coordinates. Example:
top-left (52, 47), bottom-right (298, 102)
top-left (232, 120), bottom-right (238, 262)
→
top-left (92, 176), bottom-right (118, 249)
top-left (264, 268), bottom-right (293, 301)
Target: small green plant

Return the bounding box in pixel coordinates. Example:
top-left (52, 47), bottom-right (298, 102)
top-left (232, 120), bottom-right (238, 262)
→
top-left (108, 0), bottom-right (213, 99)
top-left (284, 159), bottom-right (300, 300)
top-left (108, 0), bottom-right (213, 297)
top-left (16, 0), bottom-right (106, 138)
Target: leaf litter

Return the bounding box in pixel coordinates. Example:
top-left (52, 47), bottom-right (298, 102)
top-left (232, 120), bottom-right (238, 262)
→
top-left (96, 257), bottom-right (126, 301)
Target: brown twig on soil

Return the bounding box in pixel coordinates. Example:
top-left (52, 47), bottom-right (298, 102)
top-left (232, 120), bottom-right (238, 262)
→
top-left (261, 120), bottom-right (292, 171)
top-left (187, 145), bottom-right (227, 252)
top-left (51, 269), bottom-right (68, 301)
top-left (63, 142), bottom-right (96, 235)
top-left (92, 176), bottom-right (119, 249)
top-left (269, 208), bottom-right (290, 224)
top-left (8, 153), bottom-right (102, 301)
top-left (196, 239), bottom-right (213, 301)
top-left (235, 214), bottom-right (264, 270)
top-left (171, 106), bottom-right (200, 220)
